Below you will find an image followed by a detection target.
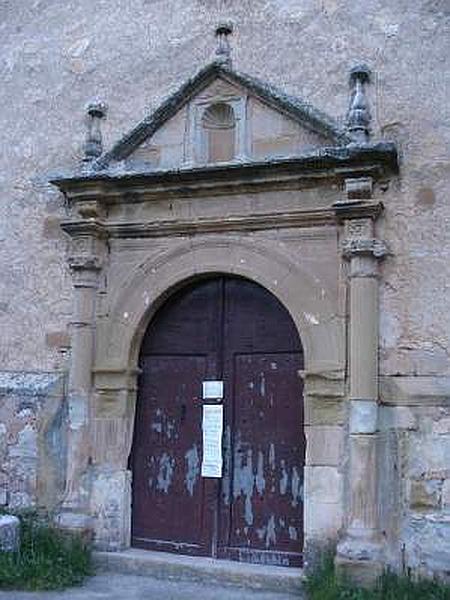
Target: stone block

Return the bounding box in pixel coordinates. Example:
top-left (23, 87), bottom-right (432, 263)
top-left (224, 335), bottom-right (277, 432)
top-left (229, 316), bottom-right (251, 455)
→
top-left (442, 479), bottom-right (450, 507)
top-left (380, 376), bottom-right (450, 407)
top-left (0, 472), bottom-right (8, 506)
top-left (0, 515), bottom-right (20, 552)
top-left (349, 400), bottom-right (377, 434)
top-left (305, 500), bottom-right (343, 538)
top-left (408, 434), bottom-right (450, 480)
top-left (410, 479), bottom-right (441, 510)
top-left (8, 492), bottom-right (33, 510)
top-left (55, 511), bottom-right (93, 531)
top-left (45, 331), bottom-right (70, 349)
top-left (306, 426), bottom-right (344, 466)
top-left (0, 424), bottom-right (7, 460)
top-left (403, 514), bottom-right (450, 575)
top-left (91, 468), bottom-right (131, 551)
top-left (335, 556), bottom-right (383, 587)
top-left (9, 425), bottom-right (38, 461)
top-left (304, 466), bottom-right (342, 504)
top-left (304, 398), bottom-right (345, 426)
top-left (433, 417), bottom-right (450, 435)
top-left (379, 406), bottom-right (417, 431)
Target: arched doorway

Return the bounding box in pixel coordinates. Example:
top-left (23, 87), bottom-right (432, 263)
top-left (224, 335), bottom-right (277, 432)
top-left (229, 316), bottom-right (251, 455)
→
top-left (130, 276), bottom-right (305, 566)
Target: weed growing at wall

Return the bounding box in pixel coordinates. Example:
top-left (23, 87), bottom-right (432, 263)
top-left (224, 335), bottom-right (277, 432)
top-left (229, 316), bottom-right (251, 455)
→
top-left (306, 553), bottom-right (450, 600)
top-left (0, 512), bottom-right (93, 590)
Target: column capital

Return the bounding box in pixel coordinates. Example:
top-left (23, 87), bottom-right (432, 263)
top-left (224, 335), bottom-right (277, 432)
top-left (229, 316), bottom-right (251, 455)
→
top-left (62, 219), bottom-right (108, 277)
top-left (339, 210), bottom-right (389, 264)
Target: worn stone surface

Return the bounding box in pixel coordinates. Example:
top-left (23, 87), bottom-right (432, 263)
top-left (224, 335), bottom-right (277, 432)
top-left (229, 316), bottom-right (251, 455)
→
top-left (410, 479), bottom-right (442, 510)
top-left (0, 372), bottom-right (66, 510)
top-left (402, 513), bottom-right (450, 577)
top-left (305, 426), bottom-right (344, 466)
top-left (1, 0), bottom-right (450, 583)
top-left (90, 469), bottom-right (131, 551)
top-left (94, 548), bottom-right (304, 594)
top-left (378, 405), bottom-right (450, 575)
top-left (0, 515), bottom-right (20, 552)
top-left (0, 573), bottom-right (304, 600)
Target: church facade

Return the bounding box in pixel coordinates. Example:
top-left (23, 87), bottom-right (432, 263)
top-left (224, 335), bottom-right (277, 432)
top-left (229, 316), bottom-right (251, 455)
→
top-left (1, 1), bottom-right (449, 583)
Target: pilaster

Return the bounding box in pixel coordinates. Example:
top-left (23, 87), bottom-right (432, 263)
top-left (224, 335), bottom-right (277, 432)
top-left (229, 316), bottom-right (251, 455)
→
top-left (334, 177), bottom-right (388, 584)
top-left (57, 220), bottom-right (108, 528)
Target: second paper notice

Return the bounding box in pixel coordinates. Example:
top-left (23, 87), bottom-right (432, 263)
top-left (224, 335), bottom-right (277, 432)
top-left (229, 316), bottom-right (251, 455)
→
top-left (201, 404), bottom-right (223, 478)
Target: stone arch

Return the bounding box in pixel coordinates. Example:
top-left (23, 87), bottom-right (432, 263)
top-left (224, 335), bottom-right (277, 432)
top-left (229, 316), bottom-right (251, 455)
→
top-left (95, 236), bottom-right (343, 376)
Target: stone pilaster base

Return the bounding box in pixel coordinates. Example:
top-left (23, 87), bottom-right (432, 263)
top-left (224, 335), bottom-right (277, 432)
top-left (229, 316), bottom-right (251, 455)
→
top-left (55, 511), bottom-right (94, 544)
top-left (90, 468), bottom-right (131, 551)
top-left (335, 555), bottom-right (384, 587)
top-left (335, 536), bottom-right (384, 586)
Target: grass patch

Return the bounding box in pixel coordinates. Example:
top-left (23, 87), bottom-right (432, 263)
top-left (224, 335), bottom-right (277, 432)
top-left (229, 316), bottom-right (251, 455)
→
top-left (305, 553), bottom-right (450, 600)
top-left (0, 512), bottom-right (93, 591)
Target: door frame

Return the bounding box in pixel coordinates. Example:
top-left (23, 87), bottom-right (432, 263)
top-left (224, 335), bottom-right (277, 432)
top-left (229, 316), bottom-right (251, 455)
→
top-left (53, 152), bottom-right (395, 578)
top-left (88, 234), bottom-right (345, 555)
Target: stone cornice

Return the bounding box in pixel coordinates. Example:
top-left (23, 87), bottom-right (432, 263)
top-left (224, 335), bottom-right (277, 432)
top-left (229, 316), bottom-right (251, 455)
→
top-left (50, 142), bottom-right (398, 204)
top-left (61, 207), bottom-right (336, 240)
top-left (60, 220), bottom-right (108, 238)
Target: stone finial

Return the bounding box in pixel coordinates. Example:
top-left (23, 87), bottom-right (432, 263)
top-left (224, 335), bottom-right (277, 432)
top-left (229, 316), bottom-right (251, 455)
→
top-left (215, 21), bottom-right (233, 68)
top-left (346, 65), bottom-right (371, 144)
top-left (83, 99), bottom-right (107, 162)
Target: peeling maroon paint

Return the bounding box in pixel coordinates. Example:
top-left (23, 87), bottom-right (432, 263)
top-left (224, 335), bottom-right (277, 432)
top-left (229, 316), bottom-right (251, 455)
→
top-left (130, 276), bottom-right (304, 566)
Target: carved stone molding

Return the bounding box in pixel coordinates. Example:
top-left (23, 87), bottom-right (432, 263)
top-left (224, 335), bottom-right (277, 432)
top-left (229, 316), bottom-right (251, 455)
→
top-left (341, 238), bottom-right (388, 260)
top-left (333, 200), bottom-right (383, 223)
top-left (62, 220), bottom-right (108, 275)
top-left (68, 255), bottom-right (104, 272)
top-left (344, 176), bottom-right (373, 200)
top-left (50, 141), bottom-right (398, 206)
top-left (106, 208), bottom-right (335, 238)
top-left (75, 199), bottom-right (107, 220)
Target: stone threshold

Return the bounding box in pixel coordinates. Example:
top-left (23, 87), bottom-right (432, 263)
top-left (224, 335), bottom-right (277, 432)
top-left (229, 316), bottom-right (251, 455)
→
top-left (94, 548), bottom-right (305, 594)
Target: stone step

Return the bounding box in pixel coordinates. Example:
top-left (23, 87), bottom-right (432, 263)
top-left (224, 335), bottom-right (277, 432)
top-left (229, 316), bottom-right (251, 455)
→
top-left (94, 549), bottom-right (305, 595)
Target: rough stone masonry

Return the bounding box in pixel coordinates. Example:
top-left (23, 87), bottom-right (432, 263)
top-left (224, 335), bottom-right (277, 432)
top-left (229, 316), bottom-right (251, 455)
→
top-left (0, 0), bottom-right (449, 583)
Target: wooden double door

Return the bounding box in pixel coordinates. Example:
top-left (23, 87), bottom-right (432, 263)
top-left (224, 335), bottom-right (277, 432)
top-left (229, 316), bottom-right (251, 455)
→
top-left (130, 276), bottom-right (305, 566)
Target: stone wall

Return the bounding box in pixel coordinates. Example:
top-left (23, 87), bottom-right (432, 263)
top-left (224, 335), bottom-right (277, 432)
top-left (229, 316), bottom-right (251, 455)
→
top-left (403, 405), bottom-right (450, 576)
top-left (1, 0), bottom-right (449, 578)
top-left (378, 401), bottom-right (450, 577)
top-left (0, 372), bottom-right (67, 512)
top-left (1, 1), bottom-right (449, 372)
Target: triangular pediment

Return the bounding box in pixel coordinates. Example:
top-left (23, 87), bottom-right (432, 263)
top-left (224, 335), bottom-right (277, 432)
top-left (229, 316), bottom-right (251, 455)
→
top-left (94, 62), bottom-right (350, 172)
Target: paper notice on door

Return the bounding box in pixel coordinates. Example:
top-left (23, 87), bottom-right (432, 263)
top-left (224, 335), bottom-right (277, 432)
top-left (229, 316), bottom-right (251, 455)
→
top-left (201, 404), bottom-right (223, 478)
